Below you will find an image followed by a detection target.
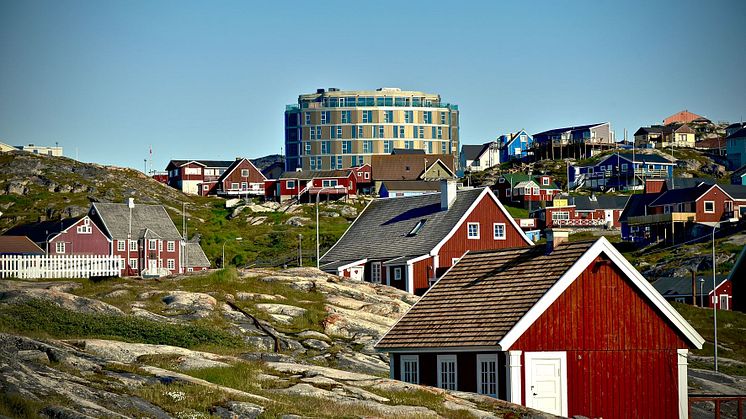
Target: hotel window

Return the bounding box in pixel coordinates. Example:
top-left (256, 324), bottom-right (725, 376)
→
top-left (167, 259), bottom-right (175, 270)
top-left (477, 354), bottom-right (497, 397)
top-left (55, 242), bottom-right (65, 253)
top-left (393, 125), bottom-right (399, 138)
top-left (384, 141), bottom-right (393, 154)
top-left (423, 111), bottom-right (432, 124)
top-left (401, 355), bottom-right (419, 384)
top-left (342, 141), bottom-right (352, 154)
top-left (442, 142), bottom-right (448, 154)
top-left (336, 126), bottom-right (343, 138)
top-left (363, 141), bottom-right (373, 153)
top-left (321, 141), bottom-right (331, 154)
top-left (378, 125), bottom-right (385, 138)
top-left (431, 126), bottom-right (436, 139)
top-left (167, 241), bottom-right (175, 252)
top-left (315, 126), bottom-right (322, 139)
top-left (358, 126), bottom-right (365, 138)
top-left (467, 222), bottom-right (480, 239)
top-left (437, 127), bottom-right (443, 139)
top-left (384, 110), bottom-right (393, 123)
top-left (704, 201), bottom-right (715, 213)
top-left (129, 240), bottom-right (137, 251)
top-left (362, 110), bottom-right (372, 123)
top-left (372, 125), bottom-right (379, 138)
top-left (440, 112), bottom-right (447, 124)
top-left (341, 110), bottom-right (351, 123)
top-left (304, 112), bottom-right (311, 125)
top-left (427, 141), bottom-right (434, 154)
top-left (405, 111), bottom-right (413, 123)
top-left (315, 157), bottom-right (322, 168)
top-left (418, 126), bottom-right (424, 139)
top-left (310, 127), bottom-right (317, 140)
top-left (309, 158), bottom-right (316, 170)
top-left (117, 240), bottom-right (125, 251)
top-left (336, 156), bottom-right (343, 168)
top-left (321, 111), bottom-right (330, 124)
top-left (493, 223), bottom-right (506, 240)
top-left (437, 355), bottom-right (457, 390)
top-left (399, 126), bottom-right (405, 138)
top-left (305, 142), bottom-right (311, 155)
top-left (129, 258), bottom-right (138, 269)
top-left (404, 140), bottom-right (414, 149)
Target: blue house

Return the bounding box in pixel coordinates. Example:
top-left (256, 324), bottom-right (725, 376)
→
top-left (569, 152), bottom-right (676, 191)
top-left (498, 129), bottom-right (534, 162)
top-left (533, 123), bottom-right (614, 149)
top-left (726, 127), bottom-right (746, 170)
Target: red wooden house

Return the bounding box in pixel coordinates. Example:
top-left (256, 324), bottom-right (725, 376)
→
top-left (536, 195), bottom-right (629, 230)
top-left (265, 170), bottom-right (357, 203)
top-left (4, 216), bottom-right (110, 256)
top-left (206, 158), bottom-right (267, 197)
top-left (165, 159), bottom-right (233, 195)
top-left (349, 163), bottom-right (373, 194)
top-left (319, 180), bottom-right (533, 295)
top-left (376, 234), bottom-right (704, 418)
top-left (495, 173), bottom-right (561, 207)
top-left (652, 274), bottom-right (732, 310)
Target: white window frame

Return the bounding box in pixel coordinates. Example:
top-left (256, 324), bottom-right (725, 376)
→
top-left (371, 262), bottom-right (381, 284)
top-left (400, 355), bottom-right (420, 384)
top-left (241, 169), bottom-right (249, 177)
top-left (129, 240), bottom-right (137, 251)
top-left (231, 182), bottom-right (239, 190)
top-left (129, 258), bottom-right (138, 269)
top-left (167, 241), bottom-right (175, 252)
top-left (493, 223), bottom-right (506, 240)
top-left (149, 240), bottom-right (157, 251)
top-left (393, 267), bottom-right (402, 281)
top-left (476, 353), bottom-right (498, 397)
top-left (117, 240), bottom-right (125, 252)
top-left (437, 355), bottom-right (457, 390)
top-left (322, 179), bottom-right (338, 188)
top-left (467, 222), bottom-right (480, 239)
top-left (720, 294), bottom-right (729, 310)
top-left (704, 200), bottom-right (715, 213)
top-left (542, 177), bottom-right (549, 186)
top-left (76, 218), bottom-right (92, 234)
top-left (167, 259), bottom-right (175, 270)
top-left (55, 241), bottom-right (66, 254)
top-left (286, 180), bottom-right (296, 189)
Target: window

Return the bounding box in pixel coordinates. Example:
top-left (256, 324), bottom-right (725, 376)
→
top-left (440, 112), bottom-right (447, 124)
top-left (305, 142), bottom-right (311, 155)
top-left (149, 240), bottom-right (157, 250)
top-left (704, 201), bottom-right (715, 213)
top-left (437, 127), bottom-right (443, 139)
top-left (542, 177), bottom-right (549, 186)
top-left (167, 259), bottom-right (175, 270)
top-left (321, 111), bottom-right (329, 124)
top-left (423, 111), bottom-right (432, 124)
top-left (241, 169), bottom-right (249, 177)
top-left (364, 172), bottom-right (370, 180)
top-left (129, 240), bottom-right (137, 251)
top-left (401, 355), bottom-right (419, 384)
top-left (55, 241), bottom-right (65, 253)
top-left (399, 126), bottom-right (405, 138)
top-left (384, 141), bottom-right (393, 154)
top-left (393, 125), bottom-right (399, 138)
top-left (408, 219), bottom-right (427, 236)
top-left (371, 262), bottom-right (381, 284)
top-left (158, 240), bottom-right (163, 251)
top-left (342, 141), bottom-right (352, 154)
top-left (405, 140), bottom-right (414, 149)
top-left (467, 222), bottom-right (480, 239)
top-left (378, 125), bottom-right (385, 138)
top-left (418, 126), bottom-right (424, 139)
top-left (493, 223), bottom-right (506, 240)
top-left (405, 111), bottom-right (413, 123)
top-left (341, 110), bottom-right (350, 123)
top-left (363, 140), bottom-right (373, 153)
top-left (336, 156), bottom-right (343, 168)
top-left (129, 258), bottom-right (138, 269)
top-left (362, 110), bottom-right (372, 123)
top-left (231, 182), bottom-right (239, 190)
top-left (384, 110), bottom-right (393, 123)
top-left (321, 141), bottom-right (331, 154)
top-left (322, 179), bottom-right (338, 187)
top-left (203, 184), bottom-right (209, 191)
top-left (315, 126), bottom-right (322, 139)
top-left (437, 355), bottom-right (457, 390)
top-left (167, 241), bottom-right (175, 252)
top-left (552, 211), bottom-right (570, 221)
top-left (427, 141), bottom-right (434, 154)
top-left (309, 158), bottom-right (316, 170)
top-left (621, 163), bottom-right (628, 171)
top-left (532, 187), bottom-right (540, 196)
top-left (304, 112), bottom-right (311, 125)
top-left (310, 127), bottom-right (317, 140)
top-left (286, 180), bottom-right (296, 189)
top-left (393, 267), bottom-right (402, 281)
top-left (330, 125), bottom-right (337, 138)
top-left (117, 240), bottom-right (125, 251)
top-left (358, 126), bottom-right (364, 138)
top-left (336, 126), bottom-right (342, 138)
top-left (184, 167), bottom-right (201, 175)
top-left (477, 354), bottom-right (497, 397)
top-left (720, 294), bottom-right (729, 310)
top-left (77, 218), bottom-right (92, 234)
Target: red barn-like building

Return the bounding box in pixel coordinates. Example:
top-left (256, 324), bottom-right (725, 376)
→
top-left (319, 181), bottom-right (533, 295)
top-left (265, 170), bottom-right (357, 203)
top-left (376, 235), bottom-right (704, 418)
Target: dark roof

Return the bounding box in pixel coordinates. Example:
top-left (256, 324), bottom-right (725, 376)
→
top-left (279, 169), bottom-right (351, 180)
top-left (726, 128), bottom-right (746, 139)
top-left (720, 184), bottom-right (746, 200)
top-left (619, 193), bottom-right (661, 222)
top-left (391, 148), bottom-right (426, 155)
top-left (371, 154), bottom-right (455, 181)
top-left (617, 153), bottom-right (675, 164)
top-left (635, 124), bottom-right (694, 136)
top-left (727, 122), bottom-right (746, 129)
top-left (534, 123), bottom-right (606, 137)
top-left (649, 183), bottom-right (712, 206)
top-left (90, 203), bottom-right (182, 240)
top-left (571, 195), bottom-right (630, 211)
top-left (185, 243), bottom-right (210, 268)
top-left (375, 241), bottom-right (596, 349)
top-left (498, 173), bottom-right (560, 190)
top-left (320, 188), bottom-right (490, 267)
top-left (652, 276), bottom-right (727, 297)
top-left (216, 159), bottom-right (266, 183)
top-left (666, 178), bottom-right (714, 190)
top-left (166, 160), bottom-right (234, 170)
top-left (381, 180), bottom-right (441, 192)
top-left (0, 236), bottom-right (45, 255)
top-left (461, 144), bottom-right (487, 161)
top-left (731, 164), bottom-right (746, 178)
top-left (727, 245), bottom-right (746, 284)
top-left (4, 217), bottom-right (84, 243)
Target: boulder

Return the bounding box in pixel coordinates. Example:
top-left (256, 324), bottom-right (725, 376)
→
top-left (213, 401), bottom-right (264, 419)
top-left (285, 216), bottom-right (311, 227)
top-left (339, 206), bottom-right (357, 218)
top-left (0, 288), bottom-right (124, 316)
top-left (302, 339), bottom-right (330, 351)
top-left (162, 291), bottom-right (217, 319)
top-left (297, 330), bottom-right (331, 342)
top-left (255, 303), bottom-right (307, 318)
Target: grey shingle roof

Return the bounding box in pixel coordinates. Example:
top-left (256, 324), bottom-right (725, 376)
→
top-left (185, 242), bottom-right (210, 268)
top-left (460, 144), bottom-right (488, 161)
top-left (572, 195), bottom-right (630, 211)
top-left (652, 276), bottom-right (727, 297)
top-left (648, 184), bottom-right (712, 206)
top-left (90, 203), bottom-right (182, 241)
top-left (720, 184), bottom-right (746, 200)
top-left (381, 180), bottom-right (441, 192)
top-left (320, 188), bottom-right (487, 267)
top-left (375, 240), bottom-right (596, 349)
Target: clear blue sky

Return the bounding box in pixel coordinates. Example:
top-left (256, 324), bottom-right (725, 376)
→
top-left (1, 0), bottom-right (744, 171)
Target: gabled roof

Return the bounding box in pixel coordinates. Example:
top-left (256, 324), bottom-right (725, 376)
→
top-left (320, 188), bottom-right (530, 268)
top-left (460, 144), bottom-right (487, 161)
top-left (649, 183), bottom-right (717, 207)
top-left (4, 217), bottom-right (84, 244)
top-left (720, 184), bottom-right (746, 200)
top-left (166, 160), bottom-right (235, 170)
top-left (652, 275), bottom-right (727, 297)
top-left (666, 177), bottom-right (714, 190)
top-left (375, 238), bottom-right (704, 351)
top-left (90, 203), bottom-right (182, 241)
top-left (185, 242), bottom-right (210, 268)
top-left (0, 236), bottom-right (45, 255)
top-left (381, 180), bottom-right (441, 192)
top-left (726, 128), bottom-right (746, 139)
top-left (279, 169), bottom-right (352, 180)
top-left (371, 154), bottom-right (455, 181)
top-left (616, 153), bottom-right (675, 165)
top-left (499, 173), bottom-right (559, 190)
top-left (216, 158), bottom-right (267, 183)
top-left (503, 130), bottom-right (530, 147)
top-left (731, 164), bottom-right (746, 179)
top-left (534, 123), bottom-right (607, 137)
top-left (663, 110), bottom-right (705, 125)
top-left (571, 195), bottom-right (630, 211)
top-left (619, 193), bottom-right (661, 222)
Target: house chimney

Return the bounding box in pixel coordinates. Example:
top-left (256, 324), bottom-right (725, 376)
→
top-left (546, 229), bottom-right (569, 253)
top-left (440, 179), bottom-right (457, 210)
top-left (127, 197), bottom-right (135, 209)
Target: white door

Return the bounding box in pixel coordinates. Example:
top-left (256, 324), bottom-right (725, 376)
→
top-left (605, 210), bottom-right (614, 223)
top-left (525, 352), bottom-right (568, 417)
top-left (371, 262), bottom-right (381, 284)
top-left (349, 267), bottom-right (363, 281)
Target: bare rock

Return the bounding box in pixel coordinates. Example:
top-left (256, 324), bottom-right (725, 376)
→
top-left (162, 291), bottom-right (217, 319)
top-left (297, 330), bottom-right (330, 342)
top-left (285, 216), bottom-right (310, 227)
top-left (212, 401), bottom-right (264, 419)
top-left (302, 339), bottom-right (330, 351)
top-left (339, 206), bottom-right (357, 218)
top-left (75, 339), bottom-right (234, 370)
top-left (255, 303), bottom-right (307, 318)
top-left (0, 288), bottom-right (124, 316)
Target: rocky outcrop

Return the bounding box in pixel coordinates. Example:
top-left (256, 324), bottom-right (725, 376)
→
top-left (0, 288), bottom-right (124, 316)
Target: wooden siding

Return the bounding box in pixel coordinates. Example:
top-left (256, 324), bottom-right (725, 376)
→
top-left (696, 186), bottom-right (732, 223)
top-left (709, 280), bottom-right (732, 310)
top-left (49, 218), bottom-right (110, 256)
top-left (412, 258), bottom-right (434, 295)
top-left (220, 160), bottom-right (266, 190)
top-left (512, 256), bottom-right (688, 419)
top-left (438, 196), bottom-right (528, 271)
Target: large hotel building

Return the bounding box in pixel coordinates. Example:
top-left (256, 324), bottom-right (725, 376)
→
top-left (284, 88), bottom-right (459, 171)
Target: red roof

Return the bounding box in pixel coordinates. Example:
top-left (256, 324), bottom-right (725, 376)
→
top-left (0, 236), bottom-right (45, 254)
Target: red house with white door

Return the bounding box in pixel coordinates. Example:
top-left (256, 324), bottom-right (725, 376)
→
top-left (204, 158), bottom-right (267, 197)
top-left (376, 235), bottom-right (704, 418)
top-left (265, 170), bottom-right (357, 203)
top-left (319, 180), bottom-right (533, 295)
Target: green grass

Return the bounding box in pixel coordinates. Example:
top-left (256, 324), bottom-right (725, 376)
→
top-left (188, 362), bottom-right (265, 393)
top-left (0, 299), bottom-right (244, 349)
top-left (0, 392), bottom-right (47, 419)
top-left (133, 382), bottom-right (250, 416)
top-left (503, 204), bottom-right (529, 219)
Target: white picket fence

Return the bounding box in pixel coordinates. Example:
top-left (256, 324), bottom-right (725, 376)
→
top-left (0, 255), bottom-right (123, 279)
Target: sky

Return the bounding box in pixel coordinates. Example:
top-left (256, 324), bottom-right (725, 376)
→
top-left (1, 0), bottom-right (745, 172)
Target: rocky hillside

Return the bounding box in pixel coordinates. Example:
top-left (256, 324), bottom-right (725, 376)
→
top-left (0, 151), bottom-right (361, 267)
top-left (0, 268), bottom-right (548, 418)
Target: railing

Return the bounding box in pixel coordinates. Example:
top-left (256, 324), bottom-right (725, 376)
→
top-left (0, 255), bottom-right (123, 279)
top-left (552, 218), bottom-right (608, 227)
top-left (689, 394), bottom-right (745, 419)
top-left (627, 212), bottom-right (697, 225)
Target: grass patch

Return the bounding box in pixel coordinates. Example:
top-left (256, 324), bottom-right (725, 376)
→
top-left (503, 204), bottom-right (528, 219)
top-left (0, 299), bottom-right (244, 349)
top-left (187, 362), bottom-right (265, 393)
top-left (133, 382), bottom-right (246, 416)
top-left (364, 387), bottom-right (473, 419)
top-left (0, 392), bottom-right (46, 419)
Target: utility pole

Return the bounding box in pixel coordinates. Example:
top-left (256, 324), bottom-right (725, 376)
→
top-left (298, 234), bottom-right (303, 267)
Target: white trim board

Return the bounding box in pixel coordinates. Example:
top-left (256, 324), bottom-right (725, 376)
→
top-left (498, 237), bottom-right (704, 350)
